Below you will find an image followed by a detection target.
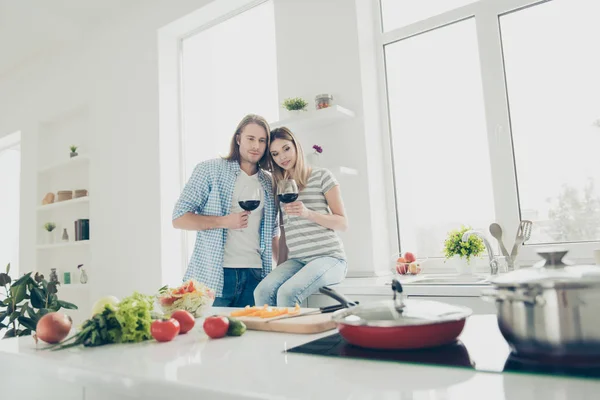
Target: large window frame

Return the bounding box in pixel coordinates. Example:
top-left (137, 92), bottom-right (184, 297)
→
top-left (376, 0), bottom-right (597, 265)
top-left (176, 0), bottom-right (276, 274)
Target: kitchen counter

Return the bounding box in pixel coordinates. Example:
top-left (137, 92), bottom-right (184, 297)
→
top-left (0, 309), bottom-right (598, 400)
top-left (326, 274), bottom-right (492, 296)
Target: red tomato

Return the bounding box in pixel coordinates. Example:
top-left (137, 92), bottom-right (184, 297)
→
top-left (203, 316), bottom-right (229, 339)
top-left (151, 318), bottom-right (180, 342)
top-left (171, 310), bottom-right (195, 334)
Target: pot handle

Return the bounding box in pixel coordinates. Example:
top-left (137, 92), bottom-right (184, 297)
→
top-left (319, 286), bottom-right (358, 308)
top-left (481, 288), bottom-right (546, 306)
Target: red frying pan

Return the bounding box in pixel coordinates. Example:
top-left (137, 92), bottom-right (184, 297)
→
top-left (320, 279), bottom-right (472, 350)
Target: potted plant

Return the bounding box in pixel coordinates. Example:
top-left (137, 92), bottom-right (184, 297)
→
top-left (282, 97), bottom-right (309, 118)
top-left (70, 145), bottom-right (78, 158)
top-left (44, 222), bottom-right (57, 244)
top-left (443, 225), bottom-right (485, 274)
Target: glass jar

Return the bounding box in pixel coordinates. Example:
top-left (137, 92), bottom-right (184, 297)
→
top-left (315, 94), bottom-right (334, 110)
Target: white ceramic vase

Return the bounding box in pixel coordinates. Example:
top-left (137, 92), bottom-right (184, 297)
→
top-left (282, 109), bottom-right (305, 119)
top-left (307, 152), bottom-right (321, 167)
top-left (46, 231), bottom-right (55, 245)
top-left (445, 255), bottom-right (472, 275)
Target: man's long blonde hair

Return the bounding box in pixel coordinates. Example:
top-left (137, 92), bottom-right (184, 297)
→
top-left (269, 127), bottom-right (311, 192)
top-left (223, 114), bottom-right (271, 170)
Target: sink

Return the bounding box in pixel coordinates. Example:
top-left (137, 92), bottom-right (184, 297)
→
top-left (407, 274), bottom-right (490, 285)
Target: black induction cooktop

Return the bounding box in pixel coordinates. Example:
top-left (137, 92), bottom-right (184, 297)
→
top-left (286, 315), bottom-right (600, 380)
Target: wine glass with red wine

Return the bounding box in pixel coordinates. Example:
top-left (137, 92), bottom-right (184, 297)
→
top-left (238, 185), bottom-right (261, 212)
top-left (278, 179), bottom-right (299, 204)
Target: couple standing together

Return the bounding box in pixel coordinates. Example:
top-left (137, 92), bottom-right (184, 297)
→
top-left (172, 114), bottom-right (348, 307)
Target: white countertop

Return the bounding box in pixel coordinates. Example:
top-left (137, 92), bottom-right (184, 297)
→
top-left (0, 308), bottom-right (598, 400)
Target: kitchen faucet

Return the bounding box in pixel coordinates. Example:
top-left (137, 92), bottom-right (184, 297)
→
top-left (462, 230), bottom-right (499, 275)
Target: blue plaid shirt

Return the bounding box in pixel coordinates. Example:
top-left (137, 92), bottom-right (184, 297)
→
top-left (172, 159), bottom-right (279, 297)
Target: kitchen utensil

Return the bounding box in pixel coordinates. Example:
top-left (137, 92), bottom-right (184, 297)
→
top-left (509, 220), bottom-right (533, 261)
top-left (265, 304), bottom-right (347, 322)
top-left (266, 287), bottom-right (358, 323)
top-left (325, 279), bottom-right (472, 350)
top-left (482, 248), bottom-right (600, 358)
top-left (232, 309), bottom-right (338, 334)
top-left (489, 223), bottom-right (513, 270)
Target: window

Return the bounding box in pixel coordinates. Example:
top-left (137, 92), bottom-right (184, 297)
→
top-left (0, 132), bottom-right (21, 276)
top-left (180, 1), bottom-right (278, 265)
top-left (380, 0), bottom-right (477, 32)
top-left (500, 0), bottom-right (600, 245)
top-left (385, 20), bottom-right (495, 258)
top-left (380, 0), bottom-right (599, 264)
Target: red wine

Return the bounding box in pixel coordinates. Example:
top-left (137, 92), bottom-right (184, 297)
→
top-left (238, 200), bottom-right (260, 211)
top-left (278, 193), bottom-right (298, 203)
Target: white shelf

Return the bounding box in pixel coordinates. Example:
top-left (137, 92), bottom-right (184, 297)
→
top-left (270, 105), bottom-right (355, 132)
top-left (38, 155), bottom-right (90, 174)
top-left (37, 196), bottom-right (89, 211)
top-left (58, 284), bottom-right (89, 291)
top-left (37, 240), bottom-right (90, 250)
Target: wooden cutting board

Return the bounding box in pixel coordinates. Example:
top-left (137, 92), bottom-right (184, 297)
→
top-left (228, 308), bottom-right (337, 334)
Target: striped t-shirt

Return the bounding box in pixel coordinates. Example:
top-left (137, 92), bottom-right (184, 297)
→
top-left (282, 168), bottom-right (346, 262)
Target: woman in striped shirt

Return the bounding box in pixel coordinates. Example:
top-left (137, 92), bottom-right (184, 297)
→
top-left (254, 127), bottom-right (348, 307)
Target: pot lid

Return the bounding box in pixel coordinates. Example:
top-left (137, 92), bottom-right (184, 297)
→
top-left (331, 279), bottom-right (471, 327)
top-left (490, 249), bottom-right (600, 289)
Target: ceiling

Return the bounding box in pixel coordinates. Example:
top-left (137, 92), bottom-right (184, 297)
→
top-left (0, 0), bottom-right (138, 79)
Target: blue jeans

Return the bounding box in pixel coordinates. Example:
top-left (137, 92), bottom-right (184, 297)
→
top-left (213, 268), bottom-right (262, 308)
top-left (253, 257), bottom-right (347, 307)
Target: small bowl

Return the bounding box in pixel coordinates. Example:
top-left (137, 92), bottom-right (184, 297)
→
top-left (156, 295), bottom-right (215, 318)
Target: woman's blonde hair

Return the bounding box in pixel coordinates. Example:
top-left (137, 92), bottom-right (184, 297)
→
top-left (269, 127), bottom-right (311, 192)
top-left (224, 114), bottom-right (271, 169)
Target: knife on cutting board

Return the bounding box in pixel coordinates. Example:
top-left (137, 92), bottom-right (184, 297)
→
top-left (265, 286), bottom-right (358, 323)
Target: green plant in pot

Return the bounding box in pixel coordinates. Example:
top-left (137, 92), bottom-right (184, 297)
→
top-left (0, 263), bottom-right (77, 339)
top-left (70, 145), bottom-right (78, 158)
top-left (282, 97), bottom-right (308, 112)
top-left (44, 222), bottom-right (57, 245)
top-left (443, 225), bottom-right (485, 267)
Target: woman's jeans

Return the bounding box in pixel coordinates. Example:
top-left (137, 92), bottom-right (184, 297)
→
top-left (213, 268), bottom-right (262, 307)
top-left (253, 257), bottom-right (347, 307)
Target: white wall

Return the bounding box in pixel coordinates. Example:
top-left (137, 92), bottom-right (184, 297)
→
top-left (0, 0), bottom-right (214, 302)
top-left (272, 0), bottom-right (392, 277)
top-left (0, 0), bottom-right (393, 303)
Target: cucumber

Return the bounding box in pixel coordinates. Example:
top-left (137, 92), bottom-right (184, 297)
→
top-left (226, 317), bottom-right (247, 336)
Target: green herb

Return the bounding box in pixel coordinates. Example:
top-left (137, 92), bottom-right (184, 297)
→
top-left (282, 97), bottom-right (308, 111)
top-left (443, 225), bottom-right (485, 263)
top-left (70, 145), bottom-right (78, 153)
top-left (47, 291), bottom-right (154, 350)
top-left (114, 292), bottom-right (154, 343)
top-left (43, 222), bottom-right (56, 232)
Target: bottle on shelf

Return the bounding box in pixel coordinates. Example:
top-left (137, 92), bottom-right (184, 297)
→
top-left (78, 264), bottom-right (88, 284)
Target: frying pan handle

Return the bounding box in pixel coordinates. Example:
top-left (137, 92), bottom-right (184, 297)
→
top-left (391, 278), bottom-right (404, 294)
top-left (392, 278), bottom-right (406, 311)
top-left (319, 286), bottom-right (358, 308)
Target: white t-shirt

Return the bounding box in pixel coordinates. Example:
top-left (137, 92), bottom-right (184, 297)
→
top-left (223, 171), bottom-right (264, 269)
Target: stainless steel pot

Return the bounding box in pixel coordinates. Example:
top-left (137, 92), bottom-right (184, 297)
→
top-left (482, 249), bottom-right (600, 358)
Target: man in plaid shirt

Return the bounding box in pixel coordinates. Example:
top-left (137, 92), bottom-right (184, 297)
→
top-left (172, 114), bottom-right (279, 307)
